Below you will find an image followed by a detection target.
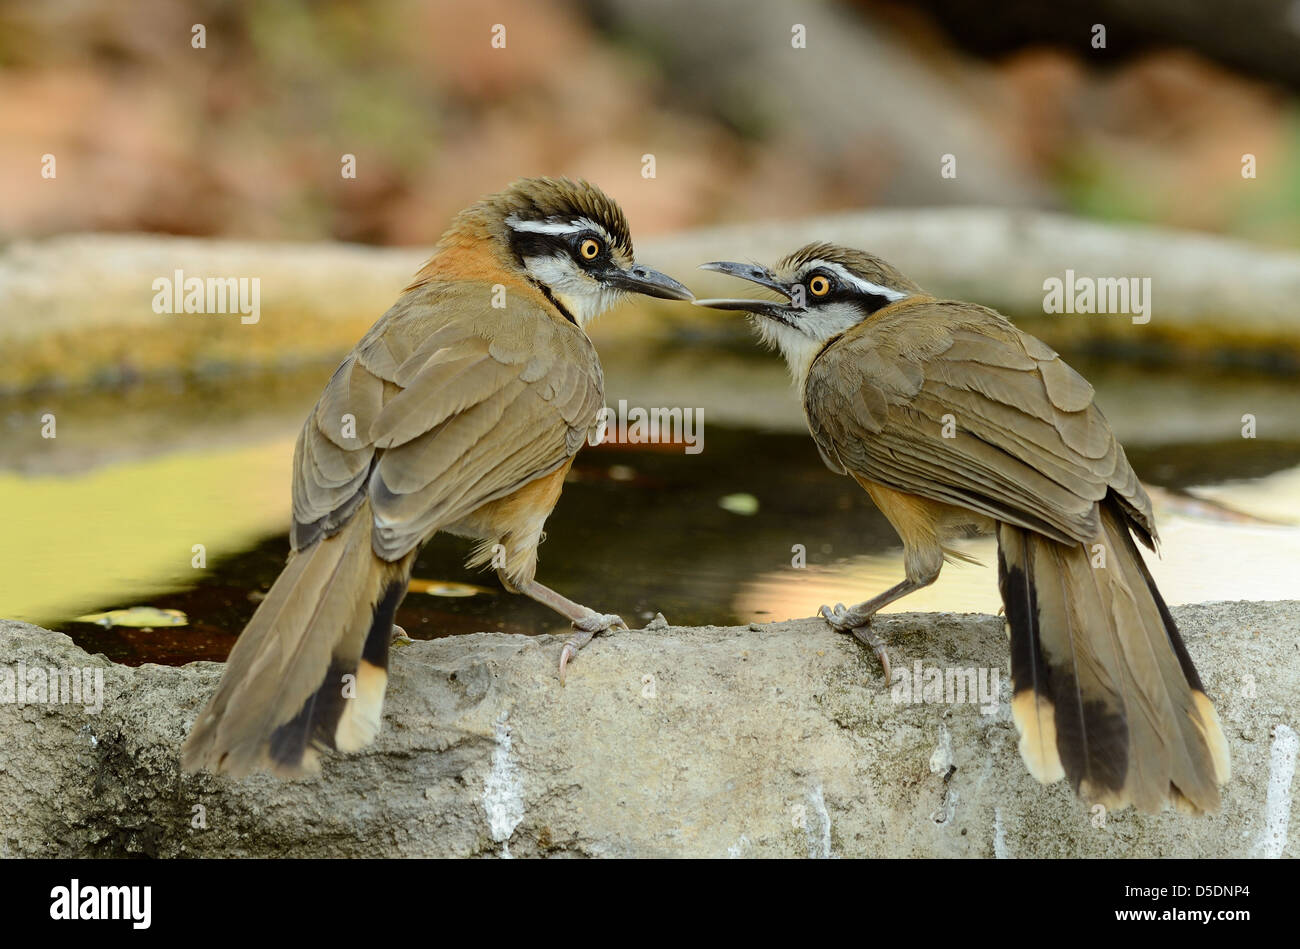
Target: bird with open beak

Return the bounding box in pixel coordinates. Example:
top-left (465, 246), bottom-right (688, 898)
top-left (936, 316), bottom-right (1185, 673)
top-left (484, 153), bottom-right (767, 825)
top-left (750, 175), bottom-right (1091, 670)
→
top-left (695, 243), bottom-right (1230, 815)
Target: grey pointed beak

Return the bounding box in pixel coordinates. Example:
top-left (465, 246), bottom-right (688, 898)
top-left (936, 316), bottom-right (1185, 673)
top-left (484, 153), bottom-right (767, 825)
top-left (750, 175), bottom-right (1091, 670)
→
top-left (605, 263), bottom-right (694, 301)
top-left (693, 260), bottom-right (797, 320)
top-left (697, 261), bottom-right (789, 295)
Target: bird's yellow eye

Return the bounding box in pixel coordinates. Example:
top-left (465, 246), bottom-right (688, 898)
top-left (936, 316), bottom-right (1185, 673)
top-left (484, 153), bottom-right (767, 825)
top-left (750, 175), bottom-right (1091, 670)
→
top-left (809, 275), bottom-right (831, 297)
top-left (579, 238), bottom-right (601, 260)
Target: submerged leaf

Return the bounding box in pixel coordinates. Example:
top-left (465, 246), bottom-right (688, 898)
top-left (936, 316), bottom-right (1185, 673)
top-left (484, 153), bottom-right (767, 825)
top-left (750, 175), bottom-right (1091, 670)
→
top-left (74, 606), bottom-right (188, 628)
top-left (407, 578), bottom-right (493, 598)
top-left (718, 493), bottom-right (760, 516)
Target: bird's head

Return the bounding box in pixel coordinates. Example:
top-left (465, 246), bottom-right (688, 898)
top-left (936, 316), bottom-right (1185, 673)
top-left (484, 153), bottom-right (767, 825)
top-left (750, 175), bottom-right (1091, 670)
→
top-left (439, 177), bottom-right (692, 327)
top-left (695, 242), bottom-right (921, 375)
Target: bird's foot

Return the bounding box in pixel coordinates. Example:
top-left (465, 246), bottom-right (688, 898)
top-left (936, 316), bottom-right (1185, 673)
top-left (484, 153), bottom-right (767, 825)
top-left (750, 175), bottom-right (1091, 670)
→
top-left (818, 602), bottom-right (868, 632)
top-left (558, 612), bottom-right (627, 685)
top-left (818, 603), bottom-right (891, 683)
top-left (850, 625), bottom-right (892, 684)
top-left (391, 624), bottom-right (415, 647)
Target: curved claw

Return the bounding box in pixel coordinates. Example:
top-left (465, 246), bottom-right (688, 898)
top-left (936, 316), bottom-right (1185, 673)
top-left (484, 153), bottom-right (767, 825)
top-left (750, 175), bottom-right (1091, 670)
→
top-left (875, 642), bottom-right (892, 684)
top-left (819, 606), bottom-right (892, 682)
top-left (558, 613), bottom-right (627, 685)
top-left (818, 603), bottom-right (848, 631)
top-left (558, 641), bottom-right (578, 685)
top-left (820, 601), bottom-right (871, 633)
top-left (848, 625), bottom-right (892, 684)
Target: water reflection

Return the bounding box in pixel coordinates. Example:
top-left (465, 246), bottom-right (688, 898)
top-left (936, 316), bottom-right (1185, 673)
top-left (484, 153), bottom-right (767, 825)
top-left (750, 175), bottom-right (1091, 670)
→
top-left (2, 354), bottom-right (1298, 665)
top-left (0, 426), bottom-right (1292, 666)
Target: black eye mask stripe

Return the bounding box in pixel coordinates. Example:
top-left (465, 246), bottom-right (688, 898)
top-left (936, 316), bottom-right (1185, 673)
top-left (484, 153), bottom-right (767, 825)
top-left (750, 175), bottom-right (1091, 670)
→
top-left (508, 228), bottom-right (609, 272)
top-left (800, 272), bottom-right (897, 317)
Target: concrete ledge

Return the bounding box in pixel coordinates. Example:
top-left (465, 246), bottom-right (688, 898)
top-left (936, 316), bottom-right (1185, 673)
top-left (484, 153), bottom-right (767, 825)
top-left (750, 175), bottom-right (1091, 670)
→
top-left (0, 600), bottom-right (1296, 858)
top-left (5, 210), bottom-right (1300, 393)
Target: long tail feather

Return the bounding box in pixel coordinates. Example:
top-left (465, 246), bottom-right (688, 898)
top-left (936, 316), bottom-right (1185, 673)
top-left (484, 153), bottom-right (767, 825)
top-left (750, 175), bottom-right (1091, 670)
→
top-left (997, 494), bottom-right (1229, 813)
top-left (182, 500), bottom-right (412, 777)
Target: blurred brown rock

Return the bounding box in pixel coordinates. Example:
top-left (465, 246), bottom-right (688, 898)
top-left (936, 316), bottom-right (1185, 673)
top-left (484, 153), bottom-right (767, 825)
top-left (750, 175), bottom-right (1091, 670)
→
top-left (0, 0), bottom-right (1297, 246)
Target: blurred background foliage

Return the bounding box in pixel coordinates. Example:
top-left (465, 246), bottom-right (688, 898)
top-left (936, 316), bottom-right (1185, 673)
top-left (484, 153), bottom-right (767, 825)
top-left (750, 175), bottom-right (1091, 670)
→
top-left (2, 0), bottom-right (1300, 246)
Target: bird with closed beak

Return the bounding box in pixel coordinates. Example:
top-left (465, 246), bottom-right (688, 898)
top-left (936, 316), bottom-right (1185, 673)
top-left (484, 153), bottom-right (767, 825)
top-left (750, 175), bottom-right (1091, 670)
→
top-left (183, 177), bottom-right (693, 777)
top-left (696, 243), bottom-right (1230, 814)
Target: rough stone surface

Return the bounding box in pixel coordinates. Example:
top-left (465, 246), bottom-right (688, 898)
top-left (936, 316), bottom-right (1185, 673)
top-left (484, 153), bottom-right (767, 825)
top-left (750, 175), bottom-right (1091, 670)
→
top-left (6, 210), bottom-right (1300, 394)
top-left (1, 601), bottom-right (1296, 858)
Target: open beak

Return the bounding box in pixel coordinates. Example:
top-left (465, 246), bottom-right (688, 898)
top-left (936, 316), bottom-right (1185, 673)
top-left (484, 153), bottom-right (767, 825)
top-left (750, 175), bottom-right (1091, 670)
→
top-left (604, 263), bottom-right (695, 301)
top-left (693, 261), bottom-right (798, 322)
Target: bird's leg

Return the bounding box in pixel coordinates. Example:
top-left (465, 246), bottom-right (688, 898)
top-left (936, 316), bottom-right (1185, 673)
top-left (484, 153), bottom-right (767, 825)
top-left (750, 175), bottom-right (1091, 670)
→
top-left (819, 577), bottom-right (928, 682)
top-left (819, 577), bottom-right (920, 631)
top-left (510, 577), bottom-right (627, 683)
top-left (820, 529), bottom-right (945, 680)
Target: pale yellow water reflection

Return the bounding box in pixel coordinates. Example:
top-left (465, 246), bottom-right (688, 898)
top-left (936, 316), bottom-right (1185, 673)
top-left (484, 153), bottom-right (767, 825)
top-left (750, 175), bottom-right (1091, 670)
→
top-left (0, 437), bottom-right (295, 623)
top-left (3, 427), bottom-right (1298, 651)
top-left (733, 464), bottom-right (1300, 622)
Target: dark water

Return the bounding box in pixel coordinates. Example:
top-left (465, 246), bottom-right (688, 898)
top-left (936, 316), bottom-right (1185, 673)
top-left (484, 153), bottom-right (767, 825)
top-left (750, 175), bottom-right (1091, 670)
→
top-left (5, 341), bottom-right (1298, 665)
top-left (42, 424), bottom-right (1300, 667)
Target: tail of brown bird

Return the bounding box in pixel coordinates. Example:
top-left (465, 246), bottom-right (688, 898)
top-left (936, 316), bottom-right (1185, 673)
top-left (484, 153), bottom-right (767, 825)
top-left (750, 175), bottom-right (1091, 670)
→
top-left (996, 495), bottom-right (1230, 814)
top-left (182, 500), bottom-right (411, 777)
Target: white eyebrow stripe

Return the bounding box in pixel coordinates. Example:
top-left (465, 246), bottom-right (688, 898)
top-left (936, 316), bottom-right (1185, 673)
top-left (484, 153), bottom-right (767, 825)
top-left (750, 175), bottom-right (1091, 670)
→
top-left (809, 260), bottom-right (908, 301)
top-left (506, 215), bottom-right (602, 236)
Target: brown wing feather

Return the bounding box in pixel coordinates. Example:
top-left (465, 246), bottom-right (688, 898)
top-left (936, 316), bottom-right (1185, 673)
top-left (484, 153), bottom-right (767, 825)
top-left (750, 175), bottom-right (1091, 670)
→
top-left (292, 280), bottom-right (603, 561)
top-left (804, 300), bottom-right (1155, 545)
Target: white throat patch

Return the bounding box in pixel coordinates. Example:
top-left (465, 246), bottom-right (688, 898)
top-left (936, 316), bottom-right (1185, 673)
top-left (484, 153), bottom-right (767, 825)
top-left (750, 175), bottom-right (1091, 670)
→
top-left (750, 314), bottom-right (826, 386)
top-left (757, 264), bottom-right (908, 384)
top-left (755, 301), bottom-right (868, 385)
top-left (520, 254), bottom-right (621, 328)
